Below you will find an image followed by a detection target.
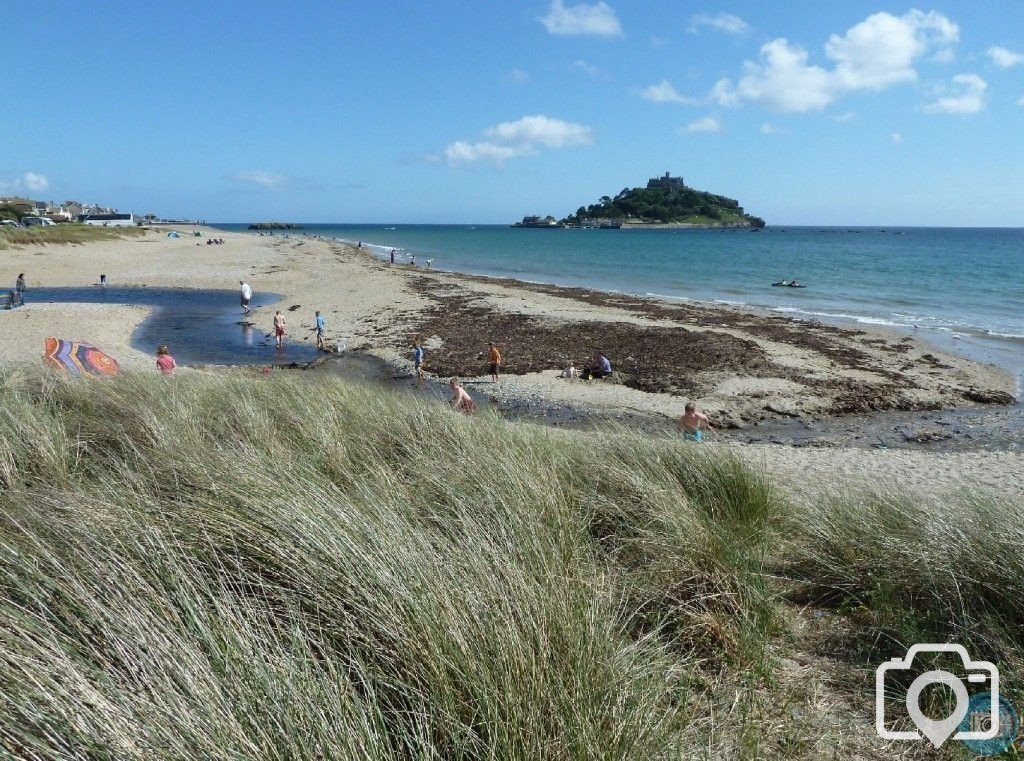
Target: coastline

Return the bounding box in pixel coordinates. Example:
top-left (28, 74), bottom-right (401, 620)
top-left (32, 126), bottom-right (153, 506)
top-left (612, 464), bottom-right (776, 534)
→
top-left (0, 225), bottom-right (1020, 498)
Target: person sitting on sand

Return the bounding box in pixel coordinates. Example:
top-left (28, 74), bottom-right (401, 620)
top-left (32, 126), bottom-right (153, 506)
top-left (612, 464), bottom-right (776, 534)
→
top-left (240, 280), bottom-right (253, 316)
top-left (581, 352), bottom-right (612, 380)
top-left (677, 401), bottom-right (713, 442)
top-left (314, 310), bottom-right (327, 350)
top-left (561, 361), bottom-right (579, 379)
top-left (155, 345), bottom-right (177, 375)
top-left (450, 377), bottom-right (476, 414)
top-left (488, 342), bottom-right (502, 383)
top-left (412, 341), bottom-right (425, 383)
top-left (273, 310), bottom-right (286, 349)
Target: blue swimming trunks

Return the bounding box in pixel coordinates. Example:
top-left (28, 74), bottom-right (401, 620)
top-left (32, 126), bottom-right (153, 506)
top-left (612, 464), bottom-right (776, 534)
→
top-left (683, 430), bottom-right (703, 442)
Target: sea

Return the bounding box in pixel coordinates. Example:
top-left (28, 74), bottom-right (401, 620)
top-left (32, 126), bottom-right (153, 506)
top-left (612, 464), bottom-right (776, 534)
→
top-left (214, 224), bottom-right (1024, 393)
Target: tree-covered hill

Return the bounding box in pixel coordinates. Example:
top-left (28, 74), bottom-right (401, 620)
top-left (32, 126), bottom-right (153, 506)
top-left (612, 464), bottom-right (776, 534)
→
top-left (562, 184), bottom-right (765, 227)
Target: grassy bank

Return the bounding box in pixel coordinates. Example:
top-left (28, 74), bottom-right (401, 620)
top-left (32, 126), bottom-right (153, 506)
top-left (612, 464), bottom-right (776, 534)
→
top-left (0, 369), bottom-right (1019, 758)
top-left (0, 223), bottom-right (146, 250)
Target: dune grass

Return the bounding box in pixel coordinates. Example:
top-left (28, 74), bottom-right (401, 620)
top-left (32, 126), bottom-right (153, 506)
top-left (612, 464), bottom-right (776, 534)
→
top-left (0, 223), bottom-right (146, 250)
top-left (0, 368), bottom-right (1019, 758)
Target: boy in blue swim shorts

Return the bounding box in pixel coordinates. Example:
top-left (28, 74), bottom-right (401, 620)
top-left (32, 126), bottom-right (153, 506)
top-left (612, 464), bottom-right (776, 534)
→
top-left (678, 401), bottom-right (713, 441)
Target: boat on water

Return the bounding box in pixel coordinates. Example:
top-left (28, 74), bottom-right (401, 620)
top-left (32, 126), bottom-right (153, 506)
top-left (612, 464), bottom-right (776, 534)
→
top-left (772, 280), bottom-right (807, 288)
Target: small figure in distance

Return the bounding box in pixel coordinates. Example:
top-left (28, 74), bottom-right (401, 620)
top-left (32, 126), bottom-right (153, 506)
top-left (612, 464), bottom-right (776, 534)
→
top-left (561, 360), bottom-right (579, 379)
top-left (156, 344), bottom-right (177, 375)
top-left (15, 273), bottom-right (26, 304)
top-left (390, 248), bottom-right (396, 264)
top-left (581, 352), bottom-right (612, 380)
top-left (100, 274), bottom-right (107, 285)
top-left (240, 280), bottom-right (253, 317)
top-left (412, 341), bottom-right (425, 384)
top-left (273, 309), bottom-right (286, 349)
top-left (410, 255), bottom-right (417, 266)
top-left (425, 259), bottom-right (433, 268)
top-left (488, 342), bottom-right (502, 383)
top-left (677, 401), bottom-right (713, 442)
top-left (450, 377), bottom-right (476, 414)
top-left (314, 309), bottom-right (327, 350)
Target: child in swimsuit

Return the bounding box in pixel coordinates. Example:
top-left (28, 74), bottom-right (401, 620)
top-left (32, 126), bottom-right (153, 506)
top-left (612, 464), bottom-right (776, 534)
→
top-left (678, 401), bottom-right (713, 441)
top-left (156, 345), bottom-right (177, 375)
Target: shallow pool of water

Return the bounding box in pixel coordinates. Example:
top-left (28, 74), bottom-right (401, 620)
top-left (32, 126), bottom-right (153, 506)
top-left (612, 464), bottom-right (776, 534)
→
top-left (29, 287), bottom-right (322, 365)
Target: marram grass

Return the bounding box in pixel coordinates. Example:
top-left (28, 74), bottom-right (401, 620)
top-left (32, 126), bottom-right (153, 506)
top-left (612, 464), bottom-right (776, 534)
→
top-left (0, 368), bottom-right (1019, 759)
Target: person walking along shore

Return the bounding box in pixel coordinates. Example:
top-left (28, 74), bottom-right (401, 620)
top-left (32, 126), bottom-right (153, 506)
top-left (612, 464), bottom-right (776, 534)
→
top-left (273, 310), bottom-right (286, 349)
top-left (240, 280), bottom-right (253, 317)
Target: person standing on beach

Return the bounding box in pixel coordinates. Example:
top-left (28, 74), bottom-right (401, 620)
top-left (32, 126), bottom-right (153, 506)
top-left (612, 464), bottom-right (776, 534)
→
top-left (15, 273), bottom-right (26, 305)
top-left (450, 378), bottom-right (475, 414)
top-left (488, 342), bottom-right (502, 383)
top-left (273, 310), bottom-right (286, 349)
top-left (314, 309), bottom-right (327, 350)
top-left (412, 341), bottom-right (425, 384)
top-left (240, 280), bottom-right (253, 317)
top-left (677, 402), bottom-right (713, 442)
top-left (155, 345), bottom-right (177, 375)
top-left (390, 249), bottom-right (396, 264)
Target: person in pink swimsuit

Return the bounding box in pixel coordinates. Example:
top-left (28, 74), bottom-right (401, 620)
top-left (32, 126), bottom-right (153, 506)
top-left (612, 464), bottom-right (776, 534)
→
top-left (156, 345), bottom-right (177, 375)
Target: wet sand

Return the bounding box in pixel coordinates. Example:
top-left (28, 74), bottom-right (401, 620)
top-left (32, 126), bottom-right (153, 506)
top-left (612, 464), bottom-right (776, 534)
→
top-left (0, 225), bottom-right (1019, 500)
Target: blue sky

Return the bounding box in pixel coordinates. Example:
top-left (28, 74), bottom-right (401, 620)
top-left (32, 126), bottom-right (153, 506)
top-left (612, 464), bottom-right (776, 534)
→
top-left (3, 1), bottom-right (1024, 225)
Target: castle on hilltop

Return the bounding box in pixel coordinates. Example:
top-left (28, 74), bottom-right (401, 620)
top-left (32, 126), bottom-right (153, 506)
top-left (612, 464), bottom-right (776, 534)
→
top-left (646, 171), bottom-right (685, 190)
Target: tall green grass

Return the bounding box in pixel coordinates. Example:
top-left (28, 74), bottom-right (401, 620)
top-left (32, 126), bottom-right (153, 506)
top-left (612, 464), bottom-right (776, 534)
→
top-left (0, 223), bottom-right (145, 250)
top-left (0, 370), bottom-right (782, 759)
top-left (4, 368), bottom-right (1018, 758)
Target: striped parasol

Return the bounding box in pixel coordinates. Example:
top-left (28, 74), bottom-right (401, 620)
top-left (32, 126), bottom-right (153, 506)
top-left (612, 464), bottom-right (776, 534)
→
top-left (43, 338), bottom-right (120, 377)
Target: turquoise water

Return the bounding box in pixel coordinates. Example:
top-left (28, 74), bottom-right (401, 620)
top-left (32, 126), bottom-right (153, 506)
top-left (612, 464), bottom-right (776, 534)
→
top-left (215, 224), bottom-right (1024, 389)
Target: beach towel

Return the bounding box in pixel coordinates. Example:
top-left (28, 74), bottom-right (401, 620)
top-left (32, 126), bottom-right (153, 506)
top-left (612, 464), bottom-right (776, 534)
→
top-left (43, 338), bottom-right (120, 377)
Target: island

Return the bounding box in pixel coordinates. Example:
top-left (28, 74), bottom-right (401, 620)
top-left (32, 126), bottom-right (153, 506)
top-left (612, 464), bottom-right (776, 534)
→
top-left (512, 172), bottom-right (766, 229)
top-left (248, 222), bottom-right (304, 230)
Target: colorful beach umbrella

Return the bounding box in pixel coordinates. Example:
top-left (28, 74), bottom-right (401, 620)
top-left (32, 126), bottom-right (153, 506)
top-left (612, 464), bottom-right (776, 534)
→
top-left (43, 338), bottom-right (120, 377)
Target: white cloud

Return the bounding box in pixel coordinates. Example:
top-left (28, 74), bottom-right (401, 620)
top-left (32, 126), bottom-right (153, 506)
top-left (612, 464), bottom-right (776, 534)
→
top-left (712, 10), bottom-right (960, 113)
top-left (826, 10), bottom-right (957, 91)
top-left (923, 73), bottom-right (987, 114)
top-left (21, 172), bottom-right (49, 192)
top-left (235, 170), bottom-right (286, 188)
top-left (1018, 95), bottom-right (1024, 106)
top-left (538, 0), bottom-right (622, 37)
top-left (834, 111), bottom-right (856, 122)
top-left (690, 12), bottom-right (750, 36)
top-left (444, 115), bottom-right (593, 165)
top-left (987, 45), bottom-right (1024, 69)
top-left (507, 68), bottom-right (531, 83)
top-left (483, 115), bottom-right (592, 148)
top-left (640, 79), bottom-right (701, 104)
top-left (0, 172), bottom-right (51, 194)
top-left (759, 122), bottom-right (780, 134)
top-left (444, 142), bottom-right (534, 165)
top-left (572, 59), bottom-right (603, 79)
top-left (890, 131), bottom-right (903, 143)
top-left (684, 116), bottom-right (722, 133)
top-left (715, 39), bottom-right (834, 112)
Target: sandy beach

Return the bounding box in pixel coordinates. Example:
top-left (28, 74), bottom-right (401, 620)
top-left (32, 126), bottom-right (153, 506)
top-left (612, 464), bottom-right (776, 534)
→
top-left (1, 225), bottom-right (1020, 499)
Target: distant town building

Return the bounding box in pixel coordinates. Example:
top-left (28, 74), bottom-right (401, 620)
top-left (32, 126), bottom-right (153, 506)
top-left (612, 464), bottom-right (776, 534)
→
top-left (646, 171), bottom-right (685, 190)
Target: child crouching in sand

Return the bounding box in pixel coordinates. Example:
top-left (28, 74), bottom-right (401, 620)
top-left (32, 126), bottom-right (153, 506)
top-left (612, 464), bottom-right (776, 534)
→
top-left (450, 377), bottom-right (476, 414)
top-left (677, 401), bottom-right (712, 441)
top-left (156, 345), bottom-right (177, 375)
